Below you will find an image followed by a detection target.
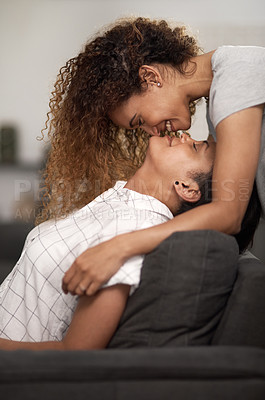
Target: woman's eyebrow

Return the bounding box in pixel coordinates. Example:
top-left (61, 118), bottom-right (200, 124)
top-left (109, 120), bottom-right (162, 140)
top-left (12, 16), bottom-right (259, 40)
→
top-left (129, 113), bottom-right (137, 128)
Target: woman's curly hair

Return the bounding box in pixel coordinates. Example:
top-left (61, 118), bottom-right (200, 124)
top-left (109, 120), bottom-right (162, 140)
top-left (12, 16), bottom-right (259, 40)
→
top-left (37, 17), bottom-right (200, 224)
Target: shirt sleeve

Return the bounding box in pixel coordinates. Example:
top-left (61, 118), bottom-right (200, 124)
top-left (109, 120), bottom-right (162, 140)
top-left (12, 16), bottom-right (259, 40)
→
top-left (101, 217), bottom-right (166, 295)
top-left (209, 46), bottom-right (265, 129)
top-left (102, 254), bottom-right (144, 295)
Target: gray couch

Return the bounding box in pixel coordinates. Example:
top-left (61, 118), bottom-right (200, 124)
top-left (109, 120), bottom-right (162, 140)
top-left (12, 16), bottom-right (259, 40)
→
top-left (0, 226), bottom-right (265, 399)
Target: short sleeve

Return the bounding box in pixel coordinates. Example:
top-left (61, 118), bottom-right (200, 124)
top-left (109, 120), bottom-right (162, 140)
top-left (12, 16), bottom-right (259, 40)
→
top-left (209, 46), bottom-right (265, 129)
top-left (102, 254), bottom-right (144, 295)
top-left (101, 220), bottom-right (163, 295)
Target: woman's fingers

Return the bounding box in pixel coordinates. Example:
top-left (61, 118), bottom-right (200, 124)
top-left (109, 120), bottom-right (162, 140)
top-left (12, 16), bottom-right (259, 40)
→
top-left (74, 284), bottom-right (87, 296)
top-left (63, 267), bottom-right (107, 297)
top-left (63, 264), bottom-right (87, 295)
top-left (62, 255), bottom-right (89, 293)
top-left (62, 264), bottom-right (77, 293)
top-left (65, 272), bottom-right (84, 295)
top-left (74, 278), bottom-right (93, 296)
top-left (86, 281), bottom-right (102, 296)
top-left (62, 259), bottom-right (97, 295)
top-left (62, 236), bottom-right (125, 296)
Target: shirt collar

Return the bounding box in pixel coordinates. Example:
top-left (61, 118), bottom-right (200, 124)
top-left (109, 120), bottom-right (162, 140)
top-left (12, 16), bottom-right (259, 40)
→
top-left (108, 181), bottom-right (173, 220)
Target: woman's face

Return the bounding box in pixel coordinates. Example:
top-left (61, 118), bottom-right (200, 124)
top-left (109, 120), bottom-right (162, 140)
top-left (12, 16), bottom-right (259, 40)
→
top-left (146, 133), bottom-right (216, 180)
top-left (110, 78), bottom-right (191, 135)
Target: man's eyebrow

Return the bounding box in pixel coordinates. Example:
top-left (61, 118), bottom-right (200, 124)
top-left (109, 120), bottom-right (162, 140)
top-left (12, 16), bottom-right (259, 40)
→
top-left (129, 113), bottom-right (137, 128)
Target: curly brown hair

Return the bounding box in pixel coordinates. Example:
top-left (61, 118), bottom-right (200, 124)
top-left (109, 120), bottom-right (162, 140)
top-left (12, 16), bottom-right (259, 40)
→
top-left (37, 17), bottom-right (200, 224)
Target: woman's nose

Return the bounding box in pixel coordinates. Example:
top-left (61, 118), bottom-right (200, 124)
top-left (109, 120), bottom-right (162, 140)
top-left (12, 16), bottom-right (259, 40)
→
top-left (143, 126), bottom-right (160, 136)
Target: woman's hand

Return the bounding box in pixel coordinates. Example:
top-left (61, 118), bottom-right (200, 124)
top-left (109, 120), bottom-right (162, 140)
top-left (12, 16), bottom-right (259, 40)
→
top-left (62, 235), bottom-right (128, 296)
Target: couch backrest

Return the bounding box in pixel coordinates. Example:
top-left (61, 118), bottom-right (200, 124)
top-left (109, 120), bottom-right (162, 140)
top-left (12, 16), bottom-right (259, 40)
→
top-left (212, 253), bottom-right (265, 348)
top-left (108, 230), bottom-right (239, 348)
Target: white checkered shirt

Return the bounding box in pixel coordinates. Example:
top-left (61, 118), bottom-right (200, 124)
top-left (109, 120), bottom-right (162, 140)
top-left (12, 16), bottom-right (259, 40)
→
top-left (0, 181), bottom-right (172, 342)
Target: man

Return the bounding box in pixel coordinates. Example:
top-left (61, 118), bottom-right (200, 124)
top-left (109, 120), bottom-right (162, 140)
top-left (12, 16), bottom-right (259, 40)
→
top-left (0, 133), bottom-right (215, 350)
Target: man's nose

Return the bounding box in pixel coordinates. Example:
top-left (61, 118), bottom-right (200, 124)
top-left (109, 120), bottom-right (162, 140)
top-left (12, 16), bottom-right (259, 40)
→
top-left (180, 132), bottom-right (191, 142)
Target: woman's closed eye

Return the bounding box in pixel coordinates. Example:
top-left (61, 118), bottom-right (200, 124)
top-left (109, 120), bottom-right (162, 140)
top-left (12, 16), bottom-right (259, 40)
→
top-left (193, 143), bottom-right (197, 152)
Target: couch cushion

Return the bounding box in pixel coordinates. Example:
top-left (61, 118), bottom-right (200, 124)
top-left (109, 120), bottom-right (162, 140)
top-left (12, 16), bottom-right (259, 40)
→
top-left (0, 222), bottom-right (33, 283)
top-left (212, 253), bottom-right (265, 347)
top-left (0, 222), bottom-right (33, 260)
top-left (108, 230), bottom-right (238, 348)
top-left (0, 260), bottom-right (14, 284)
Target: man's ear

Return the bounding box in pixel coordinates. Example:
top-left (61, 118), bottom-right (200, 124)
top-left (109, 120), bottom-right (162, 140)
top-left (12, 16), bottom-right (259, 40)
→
top-left (139, 65), bottom-right (163, 87)
top-left (174, 179), bottom-right (201, 203)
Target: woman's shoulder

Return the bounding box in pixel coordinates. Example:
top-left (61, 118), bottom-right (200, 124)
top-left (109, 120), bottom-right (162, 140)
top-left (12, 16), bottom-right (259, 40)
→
top-left (209, 45), bottom-right (265, 129)
top-left (212, 45), bottom-right (265, 70)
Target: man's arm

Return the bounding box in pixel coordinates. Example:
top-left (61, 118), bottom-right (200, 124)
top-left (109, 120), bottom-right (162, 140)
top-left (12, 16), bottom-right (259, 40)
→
top-left (0, 284), bottom-right (130, 350)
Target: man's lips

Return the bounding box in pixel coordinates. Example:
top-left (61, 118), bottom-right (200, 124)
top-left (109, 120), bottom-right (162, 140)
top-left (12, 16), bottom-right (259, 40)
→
top-left (166, 136), bottom-right (173, 146)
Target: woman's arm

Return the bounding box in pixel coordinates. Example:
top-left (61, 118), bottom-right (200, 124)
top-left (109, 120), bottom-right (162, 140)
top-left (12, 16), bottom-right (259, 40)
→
top-left (62, 104), bottom-right (264, 296)
top-left (0, 284), bottom-right (130, 350)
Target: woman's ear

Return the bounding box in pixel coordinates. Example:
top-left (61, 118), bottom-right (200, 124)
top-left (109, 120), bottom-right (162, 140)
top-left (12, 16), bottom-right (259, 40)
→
top-left (139, 65), bottom-right (163, 87)
top-left (174, 179), bottom-right (201, 203)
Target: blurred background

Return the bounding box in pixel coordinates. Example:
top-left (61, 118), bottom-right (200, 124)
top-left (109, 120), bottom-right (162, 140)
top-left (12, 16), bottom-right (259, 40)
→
top-left (0, 0), bottom-right (265, 281)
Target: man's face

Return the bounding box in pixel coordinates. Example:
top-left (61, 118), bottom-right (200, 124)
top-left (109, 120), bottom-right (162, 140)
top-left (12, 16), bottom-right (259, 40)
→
top-left (146, 133), bottom-right (216, 182)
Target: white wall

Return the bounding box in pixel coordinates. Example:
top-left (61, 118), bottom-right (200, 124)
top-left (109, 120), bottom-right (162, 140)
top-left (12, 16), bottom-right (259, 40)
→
top-left (0, 0), bottom-right (265, 164)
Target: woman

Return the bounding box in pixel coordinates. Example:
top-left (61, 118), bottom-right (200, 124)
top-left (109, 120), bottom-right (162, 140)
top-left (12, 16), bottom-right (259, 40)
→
top-left (37, 17), bottom-right (264, 296)
top-left (0, 134), bottom-right (216, 350)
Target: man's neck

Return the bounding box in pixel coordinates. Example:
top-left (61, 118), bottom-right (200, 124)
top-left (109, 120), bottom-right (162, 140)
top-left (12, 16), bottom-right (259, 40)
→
top-left (125, 164), bottom-right (179, 214)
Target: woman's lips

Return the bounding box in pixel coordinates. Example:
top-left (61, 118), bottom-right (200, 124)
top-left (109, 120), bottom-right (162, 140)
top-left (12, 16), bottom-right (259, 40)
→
top-left (166, 120), bottom-right (172, 132)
